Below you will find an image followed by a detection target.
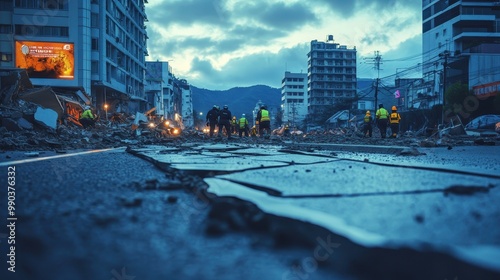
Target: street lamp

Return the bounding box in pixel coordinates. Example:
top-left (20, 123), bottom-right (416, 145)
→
top-left (104, 104), bottom-right (108, 121)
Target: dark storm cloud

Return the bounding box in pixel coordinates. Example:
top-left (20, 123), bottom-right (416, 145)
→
top-left (148, 0), bottom-right (318, 33)
top-left (233, 2), bottom-right (319, 29)
top-left (190, 44), bottom-right (310, 89)
top-left (147, 0), bottom-right (228, 27)
top-left (312, 0), bottom-right (421, 17)
top-left (360, 33), bottom-right (390, 46)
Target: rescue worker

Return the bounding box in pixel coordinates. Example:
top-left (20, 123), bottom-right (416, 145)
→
top-left (218, 105), bottom-right (232, 139)
top-left (206, 105), bottom-right (219, 137)
top-left (283, 123), bottom-right (290, 136)
top-left (363, 110), bottom-right (373, 138)
top-left (79, 105), bottom-right (96, 129)
top-left (375, 104), bottom-right (389, 138)
top-left (256, 105), bottom-right (271, 137)
top-left (389, 105), bottom-right (401, 138)
top-left (231, 116), bottom-right (238, 135)
top-left (238, 113), bottom-right (249, 137)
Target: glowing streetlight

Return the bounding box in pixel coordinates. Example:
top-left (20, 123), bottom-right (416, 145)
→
top-left (104, 104), bottom-right (108, 121)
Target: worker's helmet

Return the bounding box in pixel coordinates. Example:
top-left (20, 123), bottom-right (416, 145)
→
top-left (366, 110), bottom-right (371, 115)
top-left (213, 105), bottom-right (217, 108)
top-left (242, 113), bottom-right (245, 117)
top-left (84, 105), bottom-right (91, 110)
top-left (223, 105), bottom-right (228, 109)
top-left (392, 106), bottom-right (397, 111)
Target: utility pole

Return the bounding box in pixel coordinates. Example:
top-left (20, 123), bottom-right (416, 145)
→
top-left (364, 51), bottom-right (382, 111)
top-left (439, 50), bottom-right (450, 125)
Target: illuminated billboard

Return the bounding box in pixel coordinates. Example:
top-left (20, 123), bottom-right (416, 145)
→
top-left (15, 41), bottom-right (74, 79)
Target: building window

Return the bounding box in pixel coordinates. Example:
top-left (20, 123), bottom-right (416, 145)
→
top-left (15, 25), bottom-right (69, 37)
top-left (442, 29), bottom-right (447, 36)
top-left (0, 25), bottom-right (12, 34)
top-left (91, 38), bottom-right (98, 50)
top-left (0, 0), bottom-right (13, 10)
top-left (1, 53), bottom-right (13, 62)
top-left (15, 0), bottom-right (68, 10)
top-left (91, 13), bottom-right (99, 28)
top-left (435, 32), bottom-right (439, 38)
top-left (91, 61), bottom-right (98, 74)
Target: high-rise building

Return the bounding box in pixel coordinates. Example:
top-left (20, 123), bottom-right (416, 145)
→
top-left (0, 0), bottom-right (149, 114)
top-left (307, 35), bottom-right (357, 123)
top-left (281, 71), bottom-right (307, 127)
top-left (422, 0), bottom-right (500, 108)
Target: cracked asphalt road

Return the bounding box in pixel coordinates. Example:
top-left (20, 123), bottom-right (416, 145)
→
top-left (0, 142), bottom-right (499, 280)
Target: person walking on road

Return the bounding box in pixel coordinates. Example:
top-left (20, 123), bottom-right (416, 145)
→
top-left (79, 105), bottom-right (96, 129)
top-left (218, 105), bottom-right (232, 139)
top-left (256, 105), bottom-right (271, 137)
top-left (206, 105), bottom-right (219, 137)
top-left (375, 104), bottom-right (389, 138)
top-left (238, 114), bottom-right (249, 137)
top-left (363, 110), bottom-right (373, 137)
top-left (389, 106), bottom-right (401, 138)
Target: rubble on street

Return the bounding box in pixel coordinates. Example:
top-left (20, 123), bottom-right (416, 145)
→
top-left (1, 69), bottom-right (499, 152)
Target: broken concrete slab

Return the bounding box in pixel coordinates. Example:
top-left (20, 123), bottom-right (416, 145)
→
top-left (19, 87), bottom-right (64, 118)
top-left (0, 69), bottom-right (33, 105)
top-left (17, 117), bottom-right (34, 130)
top-left (1, 117), bottom-right (23, 131)
top-left (34, 106), bottom-right (58, 129)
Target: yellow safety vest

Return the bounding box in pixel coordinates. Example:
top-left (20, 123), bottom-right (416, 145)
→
top-left (239, 118), bottom-right (248, 129)
top-left (390, 112), bottom-right (401, 124)
top-left (80, 109), bottom-right (94, 120)
top-left (376, 108), bottom-right (389, 119)
top-left (260, 110), bottom-right (270, 121)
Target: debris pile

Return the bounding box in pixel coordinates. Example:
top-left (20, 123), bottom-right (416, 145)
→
top-left (0, 68), bottom-right (498, 151)
top-left (0, 69), bottom-right (191, 151)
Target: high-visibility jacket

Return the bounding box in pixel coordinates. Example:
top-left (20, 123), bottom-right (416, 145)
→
top-left (364, 115), bottom-right (372, 123)
top-left (376, 108), bottom-right (389, 119)
top-left (239, 117), bottom-right (248, 129)
top-left (390, 112), bottom-right (401, 124)
top-left (80, 109), bottom-right (94, 120)
top-left (260, 110), bottom-right (270, 122)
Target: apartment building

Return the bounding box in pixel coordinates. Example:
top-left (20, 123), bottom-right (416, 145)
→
top-left (307, 35), bottom-right (357, 123)
top-left (422, 0), bottom-right (500, 109)
top-left (145, 61), bottom-right (194, 128)
top-left (281, 71), bottom-right (307, 127)
top-left (0, 0), bottom-right (149, 114)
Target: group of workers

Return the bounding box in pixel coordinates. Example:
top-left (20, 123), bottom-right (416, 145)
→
top-left (205, 104), bottom-right (271, 138)
top-left (363, 104), bottom-right (401, 138)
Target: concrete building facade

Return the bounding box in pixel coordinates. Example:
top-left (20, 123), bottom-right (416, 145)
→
top-left (307, 35), bottom-right (357, 124)
top-left (281, 71), bottom-right (307, 127)
top-left (422, 0), bottom-right (500, 107)
top-left (0, 0), bottom-right (149, 115)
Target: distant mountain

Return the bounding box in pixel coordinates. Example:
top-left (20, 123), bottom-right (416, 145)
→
top-left (191, 85), bottom-right (281, 119)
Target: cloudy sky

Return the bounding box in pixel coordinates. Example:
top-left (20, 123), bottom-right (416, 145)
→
top-left (145, 0), bottom-right (423, 90)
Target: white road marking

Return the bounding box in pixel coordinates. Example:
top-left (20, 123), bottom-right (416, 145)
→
top-left (0, 147), bottom-right (125, 167)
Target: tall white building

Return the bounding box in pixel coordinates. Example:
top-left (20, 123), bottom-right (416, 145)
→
top-left (145, 61), bottom-right (172, 118)
top-left (422, 0), bottom-right (500, 105)
top-left (281, 71), bottom-right (307, 127)
top-left (177, 79), bottom-right (193, 128)
top-left (307, 35), bottom-right (357, 123)
top-left (0, 0), bottom-right (149, 114)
